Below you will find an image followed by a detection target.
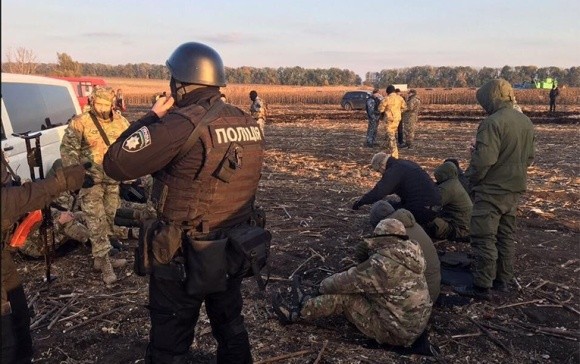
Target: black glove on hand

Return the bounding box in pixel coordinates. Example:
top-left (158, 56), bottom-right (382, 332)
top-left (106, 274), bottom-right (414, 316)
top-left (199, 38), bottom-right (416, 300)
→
top-left (352, 199), bottom-right (362, 210)
top-left (354, 241), bottom-right (370, 263)
top-left (82, 174), bottom-right (95, 189)
top-left (81, 162), bottom-right (94, 188)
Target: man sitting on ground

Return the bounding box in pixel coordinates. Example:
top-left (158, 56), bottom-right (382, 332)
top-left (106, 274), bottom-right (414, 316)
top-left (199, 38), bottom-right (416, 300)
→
top-left (370, 201), bottom-right (441, 302)
top-left (425, 161), bottom-right (473, 242)
top-left (274, 218), bottom-right (432, 350)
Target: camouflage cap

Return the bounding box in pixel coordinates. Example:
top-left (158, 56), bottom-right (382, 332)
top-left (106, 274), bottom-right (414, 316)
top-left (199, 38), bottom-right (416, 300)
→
top-left (92, 86), bottom-right (116, 103)
top-left (409, 89), bottom-right (417, 95)
top-left (370, 152), bottom-right (390, 172)
top-left (374, 218), bottom-right (406, 236)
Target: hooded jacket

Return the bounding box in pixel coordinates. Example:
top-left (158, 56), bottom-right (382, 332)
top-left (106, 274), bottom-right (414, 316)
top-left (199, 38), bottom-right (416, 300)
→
top-left (389, 209), bottom-right (441, 302)
top-left (434, 162), bottom-right (473, 236)
top-left (466, 79), bottom-right (535, 194)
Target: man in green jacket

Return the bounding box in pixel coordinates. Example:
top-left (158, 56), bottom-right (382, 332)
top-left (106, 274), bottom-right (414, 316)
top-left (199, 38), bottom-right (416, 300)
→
top-left (455, 79), bottom-right (535, 300)
top-left (427, 161), bottom-right (473, 242)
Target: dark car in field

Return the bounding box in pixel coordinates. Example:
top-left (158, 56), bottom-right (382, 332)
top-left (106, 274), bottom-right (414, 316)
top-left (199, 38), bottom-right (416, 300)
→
top-left (340, 90), bottom-right (371, 110)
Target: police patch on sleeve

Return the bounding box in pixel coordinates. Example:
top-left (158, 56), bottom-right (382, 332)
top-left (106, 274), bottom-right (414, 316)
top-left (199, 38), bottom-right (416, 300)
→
top-left (122, 126), bottom-right (151, 152)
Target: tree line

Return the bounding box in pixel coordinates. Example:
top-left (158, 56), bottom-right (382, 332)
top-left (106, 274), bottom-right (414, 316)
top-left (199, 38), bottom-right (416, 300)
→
top-left (2, 49), bottom-right (578, 87)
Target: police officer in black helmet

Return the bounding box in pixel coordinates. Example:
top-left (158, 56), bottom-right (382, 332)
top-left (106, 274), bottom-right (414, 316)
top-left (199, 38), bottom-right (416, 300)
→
top-left (104, 42), bottom-right (264, 363)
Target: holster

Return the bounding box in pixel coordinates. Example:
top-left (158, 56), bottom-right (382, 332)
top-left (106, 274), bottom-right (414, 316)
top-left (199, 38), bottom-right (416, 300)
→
top-left (226, 225), bottom-right (272, 290)
top-left (183, 235), bottom-right (228, 296)
top-left (135, 219), bottom-right (184, 277)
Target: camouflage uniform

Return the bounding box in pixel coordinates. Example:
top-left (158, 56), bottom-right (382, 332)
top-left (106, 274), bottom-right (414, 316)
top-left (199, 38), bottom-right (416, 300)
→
top-left (466, 79), bottom-right (535, 289)
top-left (401, 92), bottom-right (421, 147)
top-left (378, 92), bottom-right (406, 158)
top-left (365, 92), bottom-right (383, 147)
top-left (20, 209), bottom-right (88, 258)
top-left (60, 87), bottom-right (130, 259)
top-left (301, 219), bottom-right (432, 347)
top-left (250, 95), bottom-right (267, 135)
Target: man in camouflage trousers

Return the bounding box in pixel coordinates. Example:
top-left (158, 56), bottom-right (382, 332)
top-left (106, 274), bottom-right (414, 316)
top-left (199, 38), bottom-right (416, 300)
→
top-left (378, 85), bottom-right (406, 158)
top-left (278, 219), bottom-right (432, 347)
top-left (249, 90), bottom-right (267, 135)
top-left (61, 87), bottom-right (130, 284)
top-left (400, 89), bottom-right (421, 148)
top-left (19, 193), bottom-right (89, 258)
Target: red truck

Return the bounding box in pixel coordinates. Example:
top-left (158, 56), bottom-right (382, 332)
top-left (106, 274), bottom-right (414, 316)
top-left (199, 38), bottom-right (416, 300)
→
top-left (52, 76), bottom-right (107, 110)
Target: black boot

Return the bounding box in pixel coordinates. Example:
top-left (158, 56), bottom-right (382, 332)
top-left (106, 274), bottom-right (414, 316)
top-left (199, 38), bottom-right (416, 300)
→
top-left (454, 285), bottom-right (491, 301)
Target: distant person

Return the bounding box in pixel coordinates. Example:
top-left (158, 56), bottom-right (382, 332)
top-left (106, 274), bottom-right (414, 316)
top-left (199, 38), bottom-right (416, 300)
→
top-left (549, 85), bottom-right (559, 113)
top-left (115, 88), bottom-right (127, 112)
top-left (378, 85), bottom-right (406, 158)
top-left (455, 79), bottom-right (535, 301)
top-left (365, 88), bottom-right (383, 147)
top-left (400, 89), bottom-right (421, 149)
top-left (352, 152), bottom-right (441, 229)
top-left (395, 88), bottom-right (404, 146)
top-left (220, 93), bottom-right (228, 103)
top-left (249, 90), bottom-right (267, 135)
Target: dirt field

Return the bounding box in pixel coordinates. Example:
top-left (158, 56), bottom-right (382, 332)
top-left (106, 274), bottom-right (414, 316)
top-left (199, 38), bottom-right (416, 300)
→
top-left (15, 104), bottom-right (579, 363)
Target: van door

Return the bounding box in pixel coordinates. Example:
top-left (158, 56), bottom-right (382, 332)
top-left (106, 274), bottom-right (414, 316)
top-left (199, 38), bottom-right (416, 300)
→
top-left (1, 76), bottom-right (80, 181)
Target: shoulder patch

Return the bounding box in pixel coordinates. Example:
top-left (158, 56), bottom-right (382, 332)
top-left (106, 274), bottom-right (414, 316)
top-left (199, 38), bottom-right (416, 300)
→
top-left (122, 126), bottom-right (151, 152)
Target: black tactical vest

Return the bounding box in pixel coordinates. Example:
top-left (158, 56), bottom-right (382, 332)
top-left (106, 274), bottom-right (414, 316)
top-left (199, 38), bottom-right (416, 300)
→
top-left (152, 99), bottom-right (264, 232)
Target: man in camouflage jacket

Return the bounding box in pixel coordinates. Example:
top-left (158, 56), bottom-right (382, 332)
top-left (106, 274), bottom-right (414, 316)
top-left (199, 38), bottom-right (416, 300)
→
top-left (60, 87), bottom-right (130, 284)
top-left (249, 90), bottom-right (267, 135)
top-left (299, 218), bottom-right (432, 347)
top-left (400, 89), bottom-right (421, 148)
top-left (378, 85), bottom-right (407, 158)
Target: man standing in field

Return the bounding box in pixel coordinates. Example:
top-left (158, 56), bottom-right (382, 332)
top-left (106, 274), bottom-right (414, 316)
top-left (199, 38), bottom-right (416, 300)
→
top-left (378, 85), bottom-right (406, 158)
top-left (61, 87), bottom-right (130, 285)
top-left (549, 84), bottom-right (559, 113)
top-left (249, 90), bottom-right (267, 135)
top-left (400, 89), bottom-right (421, 149)
top-left (455, 79), bottom-right (535, 300)
top-left (365, 88), bottom-right (383, 147)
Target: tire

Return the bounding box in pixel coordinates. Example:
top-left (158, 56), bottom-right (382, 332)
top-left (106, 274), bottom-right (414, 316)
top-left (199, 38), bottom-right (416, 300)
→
top-left (344, 103), bottom-right (352, 111)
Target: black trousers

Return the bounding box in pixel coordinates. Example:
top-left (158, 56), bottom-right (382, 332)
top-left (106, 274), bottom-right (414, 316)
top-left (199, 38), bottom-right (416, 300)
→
top-left (147, 275), bottom-right (251, 364)
top-left (1, 285), bottom-right (33, 364)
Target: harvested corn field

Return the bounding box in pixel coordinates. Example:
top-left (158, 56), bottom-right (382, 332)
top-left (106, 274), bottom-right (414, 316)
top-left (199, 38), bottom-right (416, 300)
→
top-left (15, 102), bottom-right (580, 363)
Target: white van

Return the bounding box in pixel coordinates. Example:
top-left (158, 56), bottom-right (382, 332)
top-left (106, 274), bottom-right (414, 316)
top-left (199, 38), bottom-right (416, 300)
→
top-left (1, 73), bottom-right (81, 181)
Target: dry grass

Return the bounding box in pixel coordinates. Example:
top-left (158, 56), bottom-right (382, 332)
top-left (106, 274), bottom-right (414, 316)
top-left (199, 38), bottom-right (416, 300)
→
top-left (104, 77), bottom-right (580, 107)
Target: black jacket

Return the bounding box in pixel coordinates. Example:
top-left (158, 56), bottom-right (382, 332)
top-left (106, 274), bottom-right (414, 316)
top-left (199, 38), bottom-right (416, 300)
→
top-left (358, 158), bottom-right (441, 221)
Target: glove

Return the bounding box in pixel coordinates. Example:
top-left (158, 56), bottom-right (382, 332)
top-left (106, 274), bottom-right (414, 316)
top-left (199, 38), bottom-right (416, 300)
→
top-left (352, 199), bottom-right (362, 210)
top-left (55, 165), bottom-right (85, 191)
top-left (354, 241), bottom-right (370, 263)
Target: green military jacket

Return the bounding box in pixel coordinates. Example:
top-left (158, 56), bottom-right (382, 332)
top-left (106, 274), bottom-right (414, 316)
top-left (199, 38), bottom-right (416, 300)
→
top-left (434, 162), bottom-right (473, 236)
top-left (466, 79), bottom-right (535, 194)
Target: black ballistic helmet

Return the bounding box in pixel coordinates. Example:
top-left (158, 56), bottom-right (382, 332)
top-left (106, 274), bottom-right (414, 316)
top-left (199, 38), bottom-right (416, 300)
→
top-left (166, 42), bottom-right (226, 87)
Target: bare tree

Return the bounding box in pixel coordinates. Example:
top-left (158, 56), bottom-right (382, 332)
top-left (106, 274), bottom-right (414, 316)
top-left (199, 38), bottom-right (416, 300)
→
top-left (4, 47), bottom-right (38, 74)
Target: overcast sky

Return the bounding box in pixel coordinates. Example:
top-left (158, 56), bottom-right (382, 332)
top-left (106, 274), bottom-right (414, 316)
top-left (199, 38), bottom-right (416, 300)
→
top-left (2, 0), bottom-right (579, 78)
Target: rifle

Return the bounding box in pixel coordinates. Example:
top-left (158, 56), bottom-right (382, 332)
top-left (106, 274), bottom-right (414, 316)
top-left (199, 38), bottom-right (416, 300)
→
top-left (15, 131), bottom-right (56, 284)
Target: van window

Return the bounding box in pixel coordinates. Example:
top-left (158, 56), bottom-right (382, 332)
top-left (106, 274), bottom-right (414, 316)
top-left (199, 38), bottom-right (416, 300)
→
top-left (1, 82), bottom-right (77, 134)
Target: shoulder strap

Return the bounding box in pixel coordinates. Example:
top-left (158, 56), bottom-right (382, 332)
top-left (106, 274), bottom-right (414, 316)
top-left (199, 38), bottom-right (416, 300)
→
top-left (173, 101), bottom-right (226, 163)
top-left (89, 114), bottom-right (111, 146)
